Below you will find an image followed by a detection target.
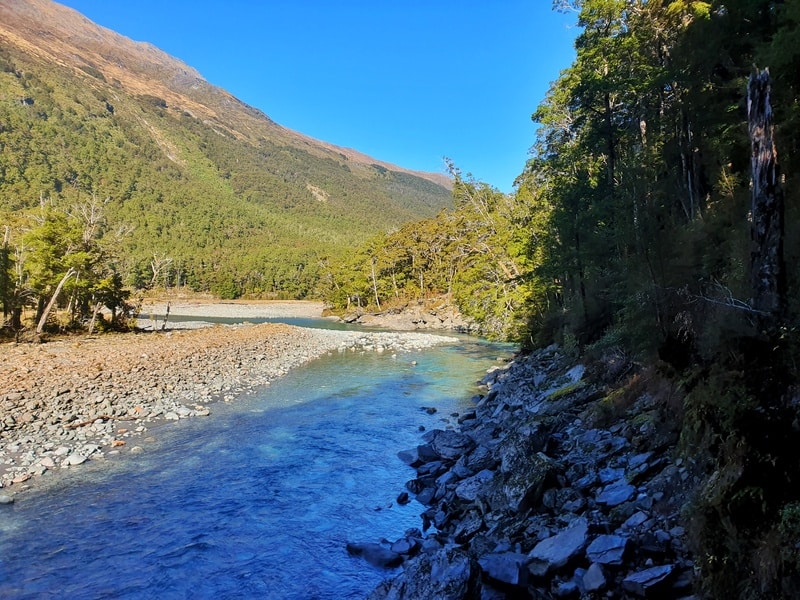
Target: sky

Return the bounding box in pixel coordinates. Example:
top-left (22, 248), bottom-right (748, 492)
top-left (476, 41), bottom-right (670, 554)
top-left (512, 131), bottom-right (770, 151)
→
top-left (57, 1), bottom-right (577, 193)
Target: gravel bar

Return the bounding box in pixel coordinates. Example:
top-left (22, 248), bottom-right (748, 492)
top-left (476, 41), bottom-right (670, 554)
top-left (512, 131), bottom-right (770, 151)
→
top-left (0, 320), bottom-right (456, 492)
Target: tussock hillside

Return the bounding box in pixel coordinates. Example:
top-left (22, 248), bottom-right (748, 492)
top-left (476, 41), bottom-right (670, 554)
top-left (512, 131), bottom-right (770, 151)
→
top-left (0, 0), bottom-right (452, 297)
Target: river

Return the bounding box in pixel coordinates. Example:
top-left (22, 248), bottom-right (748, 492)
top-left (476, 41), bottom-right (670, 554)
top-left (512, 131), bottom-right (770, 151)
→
top-left (0, 322), bottom-right (512, 599)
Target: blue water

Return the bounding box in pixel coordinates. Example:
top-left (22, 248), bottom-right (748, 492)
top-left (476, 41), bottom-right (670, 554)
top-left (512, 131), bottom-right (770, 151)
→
top-left (0, 336), bottom-right (511, 599)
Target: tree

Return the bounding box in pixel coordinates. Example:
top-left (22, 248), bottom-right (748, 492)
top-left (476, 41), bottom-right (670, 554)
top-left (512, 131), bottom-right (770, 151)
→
top-left (747, 69), bottom-right (786, 326)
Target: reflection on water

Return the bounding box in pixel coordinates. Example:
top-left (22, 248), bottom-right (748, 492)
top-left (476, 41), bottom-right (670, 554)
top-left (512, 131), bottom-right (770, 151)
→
top-left (0, 340), bottom-right (512, 599)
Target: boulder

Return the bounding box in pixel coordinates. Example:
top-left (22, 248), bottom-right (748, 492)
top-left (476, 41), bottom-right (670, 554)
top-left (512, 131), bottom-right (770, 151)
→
top-left (367, 547), bottom-right (480, 600)
top-left (455, 469), bottom-right (495, 502)
top-left (596, 480), bottom-right (636, 507)
top-left (390, 537), bottom-right (420, 556)
top-left (425, 429), bottom-right (476, 461)
top-left (397, 447), bottom-right (420, 466)
top-left (500, 452), bottom-right (559, 513)
top-left (453, 511), bottom-right (484, 544)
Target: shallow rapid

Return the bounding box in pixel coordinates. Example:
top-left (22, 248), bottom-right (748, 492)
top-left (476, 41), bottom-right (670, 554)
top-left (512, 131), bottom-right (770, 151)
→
top-left (0, 337), bottom-right (511, 599)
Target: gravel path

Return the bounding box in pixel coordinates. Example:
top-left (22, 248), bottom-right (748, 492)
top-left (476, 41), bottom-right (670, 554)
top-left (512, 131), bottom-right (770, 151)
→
top-left (0, 305), bottom-right (455, 494)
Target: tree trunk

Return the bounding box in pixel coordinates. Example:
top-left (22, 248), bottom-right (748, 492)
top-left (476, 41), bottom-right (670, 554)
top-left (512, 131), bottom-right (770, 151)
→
top-left (87, 300), bottom-right (102, 335)
top-left (747, 69), bottom-right (786, 328)
top-left (36, 268), bottom-right (76, 335)
top-left (370, 258), bottom-right (381, 310)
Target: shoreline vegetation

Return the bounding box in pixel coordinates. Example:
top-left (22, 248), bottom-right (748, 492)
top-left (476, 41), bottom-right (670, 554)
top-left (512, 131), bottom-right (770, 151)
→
top-left (0, 301), bottom-right (457, 497)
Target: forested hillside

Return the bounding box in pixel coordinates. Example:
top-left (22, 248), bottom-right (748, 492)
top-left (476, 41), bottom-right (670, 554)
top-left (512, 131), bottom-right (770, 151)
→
top-left (325, 2), bottom-right (800, 595)
top-left (0, 0), bottom-right (451, 332)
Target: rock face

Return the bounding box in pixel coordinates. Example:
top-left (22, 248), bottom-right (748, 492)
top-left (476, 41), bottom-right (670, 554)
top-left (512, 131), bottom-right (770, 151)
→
top-left (363, 344), bottom-right (697, 598)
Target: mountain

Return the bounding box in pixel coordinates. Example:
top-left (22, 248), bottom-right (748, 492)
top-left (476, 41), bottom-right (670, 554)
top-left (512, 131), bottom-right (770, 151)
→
top-left (0, 0), bottom-right (453, 297)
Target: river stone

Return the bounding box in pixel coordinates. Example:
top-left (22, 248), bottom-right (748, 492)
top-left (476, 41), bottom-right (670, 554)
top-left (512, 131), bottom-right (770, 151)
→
top-left (596, 480), bottom-right (635, 507)
top-left (0, 494), bottom-right (14, 505)
top-left (426, 429), bottom-right (476, 461)
top-left (598, 466), bottom-right (625, 484)
top-left (397, 447), bottom-right (420, 466)
top-left (455, 469), bottom-right (495, 502)
top-left (478, 551), bottom-right (530, 586)
top-left (528, 517), bottom-right (588, 576)
top-left (621, 510), bottom-right (650, 531)
top-left (390, 537), bottom-right (419, 556)
top-left (583, 562), bottom-right (606, 592)
top-left (586, 535), bottom-right (629, 566)
top-left (621, 564), bottom-right (676, 596)
top-left (64, 453), bottom-right (87, 466)
top-left (416, 443), bottom-right (439, 463)
top-left (346, 542), bottom-right (403, 568)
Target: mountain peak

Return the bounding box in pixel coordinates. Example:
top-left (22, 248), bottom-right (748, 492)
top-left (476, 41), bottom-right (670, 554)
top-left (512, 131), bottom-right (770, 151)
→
top-left (0, 0), bottom-right (450, 188)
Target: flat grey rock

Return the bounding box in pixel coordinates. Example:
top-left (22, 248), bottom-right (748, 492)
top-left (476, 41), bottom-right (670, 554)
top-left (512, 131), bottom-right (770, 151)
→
top-left (586, 535), bottom-right (629, 565)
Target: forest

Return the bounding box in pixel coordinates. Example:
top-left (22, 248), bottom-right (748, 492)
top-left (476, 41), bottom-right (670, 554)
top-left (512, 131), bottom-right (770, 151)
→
top-left (321, 1), bottom-right (800, 596)
top-left (0, 39), bottom-right (451, 333)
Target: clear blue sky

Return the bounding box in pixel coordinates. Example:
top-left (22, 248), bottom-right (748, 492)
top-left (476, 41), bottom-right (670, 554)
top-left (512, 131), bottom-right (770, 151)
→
top-left (57, 1), bottom-right (577, 193)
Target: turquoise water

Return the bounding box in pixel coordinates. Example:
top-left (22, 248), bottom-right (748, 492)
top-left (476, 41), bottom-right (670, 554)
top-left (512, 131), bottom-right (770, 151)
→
top-left (0, 336), bottom-right (511, 599)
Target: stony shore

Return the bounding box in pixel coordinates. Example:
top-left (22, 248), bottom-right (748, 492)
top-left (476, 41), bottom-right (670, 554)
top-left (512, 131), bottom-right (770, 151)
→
top-left (0, 303), bottom-right (456, 494)
top-left (354, 345), bottom-right (698, 599)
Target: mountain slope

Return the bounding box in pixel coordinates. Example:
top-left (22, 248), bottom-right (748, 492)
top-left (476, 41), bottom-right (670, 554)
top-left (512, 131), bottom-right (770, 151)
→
top-left (0, 0), bottom-right (452, 296)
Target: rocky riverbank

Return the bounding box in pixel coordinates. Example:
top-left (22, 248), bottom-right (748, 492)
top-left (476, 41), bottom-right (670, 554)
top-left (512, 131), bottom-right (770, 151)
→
top-left (354, 345), bottom-right (699, 599)
top-left (341, 298), bottom-right (477, 334)
top-left (0, 320), bottom-right (455, 494)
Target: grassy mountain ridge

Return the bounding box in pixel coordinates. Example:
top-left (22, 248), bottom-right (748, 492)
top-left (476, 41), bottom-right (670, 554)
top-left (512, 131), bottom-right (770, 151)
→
top-left (0, 0), bottom-right (452, 297)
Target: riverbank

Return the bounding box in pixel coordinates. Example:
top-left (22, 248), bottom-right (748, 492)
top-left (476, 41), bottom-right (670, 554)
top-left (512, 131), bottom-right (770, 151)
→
top-left (137, 299), bottom-right (327, 327)
top-left (359, 346), bottom-right (699, 599)
top-left (0, 307), bottom-right (456, 494)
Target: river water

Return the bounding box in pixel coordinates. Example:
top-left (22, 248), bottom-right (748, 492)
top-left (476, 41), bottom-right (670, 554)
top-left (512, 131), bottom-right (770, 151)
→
top-left (0, 326), bottom-right (512, 599)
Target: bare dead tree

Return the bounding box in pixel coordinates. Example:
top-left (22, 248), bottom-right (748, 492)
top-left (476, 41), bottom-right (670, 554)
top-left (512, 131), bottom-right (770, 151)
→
top-left (747, 69), bottom-right (786, 330)
top-left (150, 254), bottom-right (173, 287)
top-left (35, 267), bottom-right (77, 337)
top-left (68, 194), bottom-right (110, 245)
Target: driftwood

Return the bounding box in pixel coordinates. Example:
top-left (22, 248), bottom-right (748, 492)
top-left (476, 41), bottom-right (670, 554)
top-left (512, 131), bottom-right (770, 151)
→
top-left (65, 414), bottom-right (139, 429)
top-left (747, 68), bottom-right (786, 327)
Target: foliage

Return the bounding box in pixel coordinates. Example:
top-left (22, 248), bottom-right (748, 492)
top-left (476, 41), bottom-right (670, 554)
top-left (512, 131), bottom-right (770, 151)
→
top-left (321, 165), bottom-right (537, 339)
top-left (527, 2), bottom-right (800, 595)
top-left (0, 42), bottom-right (452, 308)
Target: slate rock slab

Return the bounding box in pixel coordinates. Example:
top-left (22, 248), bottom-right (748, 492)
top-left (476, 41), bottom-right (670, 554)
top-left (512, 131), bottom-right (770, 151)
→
top-left (596, 480), bottom-right (635, 507)
top-left (528, 517), bottom-right (588, 576)
top-left (478, 551), bottom-right (530, 586)
top-left (585, 535), bottom-right (629, 566)
top-left (455, 468), bottom-right (495, 502)
top-left (622, 564), bottom-right (676, 597)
